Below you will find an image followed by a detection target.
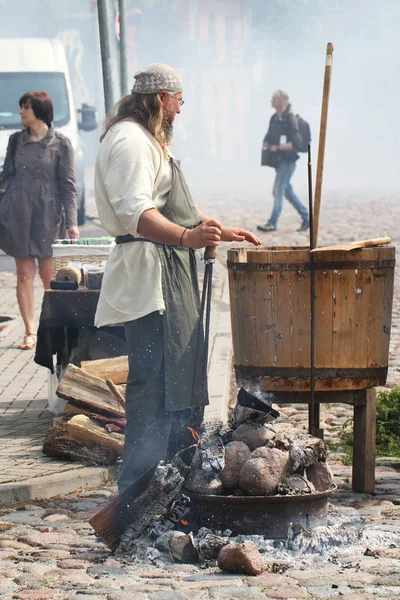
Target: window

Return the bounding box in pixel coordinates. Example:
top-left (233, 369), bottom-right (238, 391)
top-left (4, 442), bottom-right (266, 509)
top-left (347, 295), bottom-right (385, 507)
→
top-left (0, 72), bottom-right (70, 128)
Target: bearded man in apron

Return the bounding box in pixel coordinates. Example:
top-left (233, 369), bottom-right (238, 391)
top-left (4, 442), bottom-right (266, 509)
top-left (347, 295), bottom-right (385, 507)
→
top-left (94, 63), bottom-right (260, 493)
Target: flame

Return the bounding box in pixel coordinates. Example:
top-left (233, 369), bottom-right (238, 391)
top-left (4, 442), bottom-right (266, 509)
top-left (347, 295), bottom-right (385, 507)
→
top-left (179, 519), bottom-right (189, 526)
top-left (187, 427), bottom-right (200, 446)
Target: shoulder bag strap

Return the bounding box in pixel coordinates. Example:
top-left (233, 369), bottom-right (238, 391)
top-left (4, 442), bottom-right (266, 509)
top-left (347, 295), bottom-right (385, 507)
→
top-left (9, 132), bottom-right (21, 174)
top-left (2, 132), bottom-right (21, 177)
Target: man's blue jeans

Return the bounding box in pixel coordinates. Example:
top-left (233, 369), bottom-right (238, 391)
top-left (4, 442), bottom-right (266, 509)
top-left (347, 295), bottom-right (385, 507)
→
top-left (268, 160), bottom-right (308, 227)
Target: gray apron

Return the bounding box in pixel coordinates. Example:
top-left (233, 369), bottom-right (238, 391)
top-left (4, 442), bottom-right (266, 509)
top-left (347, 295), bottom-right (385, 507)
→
top-left (158, 158), bottom-right (209, 411)
top-left (118, 158), bottom-right (209, 412)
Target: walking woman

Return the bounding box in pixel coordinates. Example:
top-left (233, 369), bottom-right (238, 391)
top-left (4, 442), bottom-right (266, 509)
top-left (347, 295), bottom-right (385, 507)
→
top-left (0, 91), bottom-right (79, 350)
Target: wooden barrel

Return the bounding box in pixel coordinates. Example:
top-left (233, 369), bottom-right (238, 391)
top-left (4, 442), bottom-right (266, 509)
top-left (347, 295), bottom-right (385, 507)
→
top-left (227, 246), bottom-right (395, 391)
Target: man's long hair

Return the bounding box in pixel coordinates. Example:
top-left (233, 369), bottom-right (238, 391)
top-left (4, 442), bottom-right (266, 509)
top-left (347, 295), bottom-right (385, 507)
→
top-left (100, 92), bottom-right (169, 158)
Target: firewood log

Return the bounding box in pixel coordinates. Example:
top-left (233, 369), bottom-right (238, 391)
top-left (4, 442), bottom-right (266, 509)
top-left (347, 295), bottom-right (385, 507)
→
top-left (169, 533), bottom-right (199, 563)
top-left (105, 379), bottom-right (126, 409)
top-left (80, 356), bottom-right (129, 384)
top-left (63, 402), bottom-right (93, 417)
top-left (116, 461), bottom-right (185, 554)
top-left (89, 445), bottom-right (196, 552)
top-left (43, 415), bottom-right (118, 465)
top-left (88, 413), bottom-right (126, 431)
top-left (198, 421), bottom-right (225, 480)
top-left (56, 364), bottom-right (125, 417)
top-left (67, 414), bottom-right (124, 454)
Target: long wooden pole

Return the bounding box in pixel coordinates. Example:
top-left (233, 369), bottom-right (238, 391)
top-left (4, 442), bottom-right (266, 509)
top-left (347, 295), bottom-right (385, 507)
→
top-left (313, 42), bottom-right (334, 247)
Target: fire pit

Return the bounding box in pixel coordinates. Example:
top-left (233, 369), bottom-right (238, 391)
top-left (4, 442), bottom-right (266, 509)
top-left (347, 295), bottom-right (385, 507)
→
top-left (90, 392), bottom-right (337, 551)
top-left (187, 486), bottom-right (336, 538)
top-left (182, 401), bottom-right (336, 539)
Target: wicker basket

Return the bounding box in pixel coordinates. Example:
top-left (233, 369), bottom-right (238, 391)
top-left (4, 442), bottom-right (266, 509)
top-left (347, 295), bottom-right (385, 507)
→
top-left (52, 244), bottom-right (114, 276)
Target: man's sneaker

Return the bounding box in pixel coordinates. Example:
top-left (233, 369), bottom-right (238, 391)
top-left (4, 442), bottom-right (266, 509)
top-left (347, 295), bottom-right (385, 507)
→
top-left (297, 221), bottom-right (310, 232)
top-left (257, 223), bottom-right (277, 232)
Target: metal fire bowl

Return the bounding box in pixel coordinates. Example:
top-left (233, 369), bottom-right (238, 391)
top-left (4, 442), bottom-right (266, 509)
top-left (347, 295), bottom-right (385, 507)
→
top-left (187, 486), bottom-right (336, 539)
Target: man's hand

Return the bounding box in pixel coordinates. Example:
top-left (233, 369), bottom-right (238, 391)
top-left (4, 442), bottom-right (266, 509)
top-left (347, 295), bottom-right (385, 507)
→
top-left (278, 142), bottom-right (293, 152)
top-left (269, 145), bottom-right (279, 152)
top-left (67, 226), bottom-right (79, 240)
top-left (184, 219), bottom-right (222, 249)
top-left (221, 227), bottom-right (261, 246)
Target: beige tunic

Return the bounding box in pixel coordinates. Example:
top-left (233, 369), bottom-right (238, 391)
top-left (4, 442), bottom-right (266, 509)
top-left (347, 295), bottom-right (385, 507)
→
top-left (94, 121), bottom-right (172, 328)
top-left (0, 125), bottom-right (77, 258)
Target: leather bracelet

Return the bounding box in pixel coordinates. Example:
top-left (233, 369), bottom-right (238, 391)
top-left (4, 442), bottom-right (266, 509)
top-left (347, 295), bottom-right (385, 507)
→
top-left (179, 228), bottom-right (187, 246)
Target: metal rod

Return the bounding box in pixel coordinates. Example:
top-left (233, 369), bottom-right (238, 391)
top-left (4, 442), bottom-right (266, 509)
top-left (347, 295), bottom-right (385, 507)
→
top-left (308, 144), bottom-right (316, 435)
top-left (118, 0), bottom-right (130, 96)
top-left (97, 0), bottom-right (117, 114)
top-left (198, 265), bottom-right (208, 329)
top-left (199, 248), bottom-right (216, 398)
top-left (204, 262), bottom-right (213, 374)
top-left (313, 42), bottom-right (334, 247)
top-left (197, 262), bottom-right (209, 399)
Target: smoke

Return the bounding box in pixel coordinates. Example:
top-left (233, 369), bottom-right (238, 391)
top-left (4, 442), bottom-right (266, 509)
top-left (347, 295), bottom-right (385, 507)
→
top-left (173, 0), bottom-right (400, 197)
top-left (1, 0), bottom-right (399, 197)
top-left (266, 0), bottom-right (400, 195)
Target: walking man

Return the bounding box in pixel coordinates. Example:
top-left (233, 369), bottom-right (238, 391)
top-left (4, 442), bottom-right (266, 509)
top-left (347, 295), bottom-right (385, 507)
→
top-left (94, 63), bottom-right (260, 493)
top-left (258, 90), bottom-right (309, 233)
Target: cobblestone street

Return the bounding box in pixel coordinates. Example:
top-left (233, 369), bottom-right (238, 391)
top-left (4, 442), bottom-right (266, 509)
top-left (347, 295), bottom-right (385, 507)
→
top-left (0, 191), bottom-right (399, 599)
top-left (0, 463), bottom-right (398, 600)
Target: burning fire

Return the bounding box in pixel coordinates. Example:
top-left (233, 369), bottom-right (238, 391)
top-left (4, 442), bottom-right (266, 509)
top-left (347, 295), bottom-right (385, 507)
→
top-left (187, 427), bottom-right (201, 446)
top-left (179, 519), bottom-right (189, 526)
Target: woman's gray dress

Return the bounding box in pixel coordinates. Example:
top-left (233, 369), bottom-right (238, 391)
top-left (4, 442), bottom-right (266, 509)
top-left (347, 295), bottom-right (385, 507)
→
top-left (0, 125), bottom-right (77, 258)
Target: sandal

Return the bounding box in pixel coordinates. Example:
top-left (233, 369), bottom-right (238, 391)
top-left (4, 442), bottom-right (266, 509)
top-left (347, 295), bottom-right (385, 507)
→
top-left (19, 333), bottom-right (37, 350)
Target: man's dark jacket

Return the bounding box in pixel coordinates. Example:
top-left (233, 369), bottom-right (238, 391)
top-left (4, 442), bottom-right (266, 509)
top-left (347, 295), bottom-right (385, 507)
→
top-left (261, 106), bottom-right (302, 168)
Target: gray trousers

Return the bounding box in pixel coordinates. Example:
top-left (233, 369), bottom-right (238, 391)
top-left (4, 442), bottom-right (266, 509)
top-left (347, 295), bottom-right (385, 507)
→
top-left (118, 311), bottom-right (203, 493)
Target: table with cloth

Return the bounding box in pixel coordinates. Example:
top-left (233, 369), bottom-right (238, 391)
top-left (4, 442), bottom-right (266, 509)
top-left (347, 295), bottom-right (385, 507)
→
top-left (34, 289), bottom-right (125, 374)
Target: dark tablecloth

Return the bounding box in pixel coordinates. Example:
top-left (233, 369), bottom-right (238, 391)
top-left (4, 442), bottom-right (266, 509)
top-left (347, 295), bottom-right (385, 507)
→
top-left (34, 289), bottom-right (125, 372)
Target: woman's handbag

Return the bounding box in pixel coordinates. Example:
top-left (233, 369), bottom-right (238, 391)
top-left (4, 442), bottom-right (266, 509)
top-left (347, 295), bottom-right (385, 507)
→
top-left (0, 132), bottom-right (20, 201)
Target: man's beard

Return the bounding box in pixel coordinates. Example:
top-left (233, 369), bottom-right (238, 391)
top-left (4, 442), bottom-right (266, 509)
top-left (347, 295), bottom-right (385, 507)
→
top-left (163, 119), bottom-right (174, 143)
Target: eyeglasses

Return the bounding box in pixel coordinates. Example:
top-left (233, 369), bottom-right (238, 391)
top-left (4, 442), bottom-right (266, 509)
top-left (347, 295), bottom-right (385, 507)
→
top-left (167, 92), bottom-right (184, 107)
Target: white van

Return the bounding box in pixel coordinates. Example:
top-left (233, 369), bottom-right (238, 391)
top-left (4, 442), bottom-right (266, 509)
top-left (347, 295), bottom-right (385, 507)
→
top-left (0, 37), bottom-right (97, 225)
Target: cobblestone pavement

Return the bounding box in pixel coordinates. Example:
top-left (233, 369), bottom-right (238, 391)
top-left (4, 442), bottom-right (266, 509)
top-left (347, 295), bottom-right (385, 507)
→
top-left (0, 435), bottom-right (398, 599)
top-left (0, 192), bottom-right (399, 598)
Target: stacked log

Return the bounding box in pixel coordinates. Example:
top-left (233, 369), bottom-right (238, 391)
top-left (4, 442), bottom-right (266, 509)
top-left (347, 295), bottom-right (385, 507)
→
top-left (56, 363), bottom-right (126, 417)
top-left (43, 415), bottom-right (119, 465)
top-left (43, 358), bottom-right (128, 465)
top-left (81, 355), bottom-right (129, 385)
